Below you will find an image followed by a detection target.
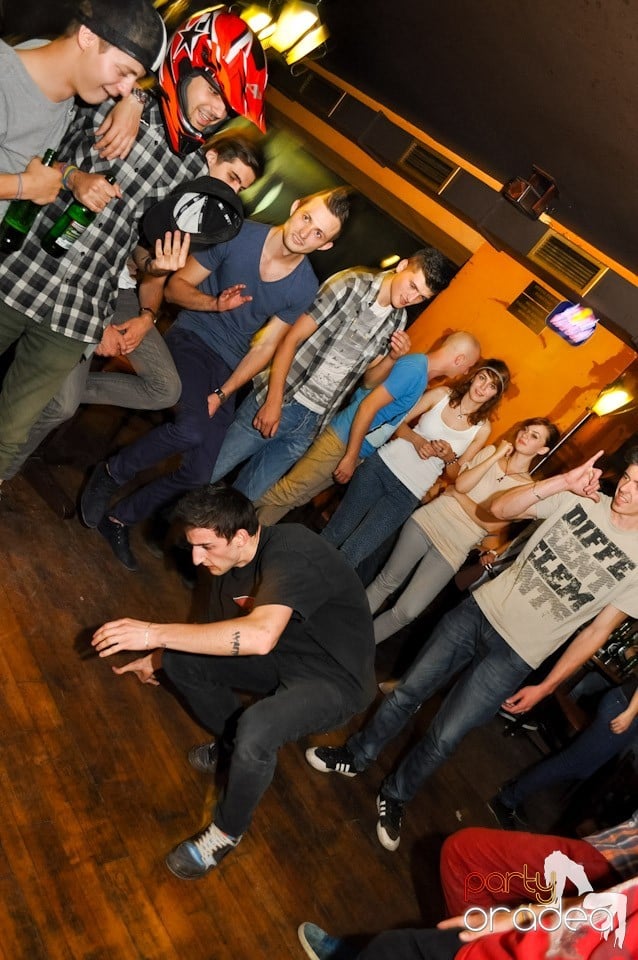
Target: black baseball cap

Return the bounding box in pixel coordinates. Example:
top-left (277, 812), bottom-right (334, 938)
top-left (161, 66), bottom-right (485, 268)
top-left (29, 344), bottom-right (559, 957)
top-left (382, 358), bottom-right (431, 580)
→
top-left (77, 0), bottom-right (167, 73)
top-left (142, 177), bottom-right (244, 250)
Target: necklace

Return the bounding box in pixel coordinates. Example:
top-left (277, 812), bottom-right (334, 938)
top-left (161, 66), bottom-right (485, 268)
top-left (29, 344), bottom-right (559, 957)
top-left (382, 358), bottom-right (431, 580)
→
top-left (456, 398), bottom-right (468, 421)
top-left (496, 457), bottom-right (529, 484)
top-left (496, 456), bottom-right (511, 483)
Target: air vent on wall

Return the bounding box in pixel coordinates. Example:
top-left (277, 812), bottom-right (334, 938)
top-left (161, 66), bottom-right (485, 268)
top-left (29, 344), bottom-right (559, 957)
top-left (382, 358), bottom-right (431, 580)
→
top-left (528, 230), bottom-right (606, 294)
top-left (398, 141), bottom-right (459, 194)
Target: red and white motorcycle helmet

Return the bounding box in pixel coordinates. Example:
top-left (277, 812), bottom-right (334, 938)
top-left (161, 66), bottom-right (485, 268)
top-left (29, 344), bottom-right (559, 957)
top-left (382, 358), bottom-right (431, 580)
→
top-left (159, 6), bottom-right (267, 155)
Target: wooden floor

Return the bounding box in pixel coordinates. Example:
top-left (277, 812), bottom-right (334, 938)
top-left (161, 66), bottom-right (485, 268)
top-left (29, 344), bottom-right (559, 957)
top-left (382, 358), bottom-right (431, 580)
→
top-left (0, 411), bottom-right (549, 960)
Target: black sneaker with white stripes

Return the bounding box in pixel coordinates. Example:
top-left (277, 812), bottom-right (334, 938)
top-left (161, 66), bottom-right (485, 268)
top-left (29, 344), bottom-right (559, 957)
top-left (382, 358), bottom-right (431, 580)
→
top-left (376, 790), bottom-right (403, 851)
top-left (305, 745), bottom-right (359, 777)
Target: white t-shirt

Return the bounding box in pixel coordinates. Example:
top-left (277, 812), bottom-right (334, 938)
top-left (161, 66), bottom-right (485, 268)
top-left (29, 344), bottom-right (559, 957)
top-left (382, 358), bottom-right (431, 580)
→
top-left (475, 492), bottom-right (638, 668)
top-left (379, 393), bottom-right (484, 499)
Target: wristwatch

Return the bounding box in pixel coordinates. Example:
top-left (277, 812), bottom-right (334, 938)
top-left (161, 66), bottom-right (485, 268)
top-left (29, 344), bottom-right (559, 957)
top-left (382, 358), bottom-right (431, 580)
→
top-left (131, 87), bottom-right (150, 107)
top-left (213, 387), bottom-right (227, 405)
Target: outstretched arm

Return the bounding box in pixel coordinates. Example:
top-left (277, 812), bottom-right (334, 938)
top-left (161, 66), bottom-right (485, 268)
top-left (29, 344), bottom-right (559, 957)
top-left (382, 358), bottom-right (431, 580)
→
top-left (165, 255), bottom-right (250, 314)
top-left (491, 451), bottom-right (604, 521)
top-left (93, 603), bottom-right (293, 659)
top-left (501, 604), bottom-right (628, 715)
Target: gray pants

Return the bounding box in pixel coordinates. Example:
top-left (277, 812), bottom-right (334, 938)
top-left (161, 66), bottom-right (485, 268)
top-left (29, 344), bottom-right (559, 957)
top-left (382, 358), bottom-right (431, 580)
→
top-left (366, 517), bottom-right (455, 644)
top-left (5, 289), bottom-right (181, 479)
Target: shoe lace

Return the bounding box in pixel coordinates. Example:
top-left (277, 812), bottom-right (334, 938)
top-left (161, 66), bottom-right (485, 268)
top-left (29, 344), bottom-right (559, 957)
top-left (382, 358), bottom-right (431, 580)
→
top-left (193, 822), bottom-right (233, 862)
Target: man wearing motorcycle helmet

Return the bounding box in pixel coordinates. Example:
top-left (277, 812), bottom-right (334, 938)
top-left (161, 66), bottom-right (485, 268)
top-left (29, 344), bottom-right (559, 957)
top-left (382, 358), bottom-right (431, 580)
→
top-left (94, 7), bottom-right (267, 163)
top-left (0, 8), bottom-right (266, 490)
top-left (157, 6), bottom-right (268, 155)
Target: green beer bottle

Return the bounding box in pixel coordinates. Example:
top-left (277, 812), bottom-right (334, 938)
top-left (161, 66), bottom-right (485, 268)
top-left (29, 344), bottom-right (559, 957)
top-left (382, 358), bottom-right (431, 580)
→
top-left (41, 172), bottom-right (117, 258)
top-left (0, 148), bottom-right (58, 255)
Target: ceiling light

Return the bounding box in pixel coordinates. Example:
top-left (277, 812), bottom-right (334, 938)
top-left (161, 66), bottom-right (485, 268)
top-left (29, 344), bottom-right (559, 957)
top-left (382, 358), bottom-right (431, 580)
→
top-left (285, 22), bottom-right (329, 64)
top-left (270, 2), bottom-right (319, 53)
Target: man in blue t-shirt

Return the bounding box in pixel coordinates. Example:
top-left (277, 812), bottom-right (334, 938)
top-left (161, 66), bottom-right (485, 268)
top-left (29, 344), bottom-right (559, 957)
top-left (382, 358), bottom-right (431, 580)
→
top-left (80, 188), bottom-right (351, 570)
top-left (254, 331), bottom-right (480, 526)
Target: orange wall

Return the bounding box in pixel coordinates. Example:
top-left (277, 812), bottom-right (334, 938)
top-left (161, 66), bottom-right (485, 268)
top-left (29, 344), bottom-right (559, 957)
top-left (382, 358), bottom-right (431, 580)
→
top-left (408, 243), bottom-right (636, 444)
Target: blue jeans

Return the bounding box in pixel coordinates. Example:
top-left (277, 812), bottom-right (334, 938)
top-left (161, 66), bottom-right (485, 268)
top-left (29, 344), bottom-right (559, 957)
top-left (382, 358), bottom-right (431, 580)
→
top-left (163, 649), bottom-right (361, 838)
top-left (321, 452), bottom-right (420, 568)
top-left (109, 329), bottom-right (235, 526)
top-left (210, 391), bottom-right (321, 501)
top-left (347, 596), bottom-right (530, 803)
top-left (500, 685), bottom-right (638, 809)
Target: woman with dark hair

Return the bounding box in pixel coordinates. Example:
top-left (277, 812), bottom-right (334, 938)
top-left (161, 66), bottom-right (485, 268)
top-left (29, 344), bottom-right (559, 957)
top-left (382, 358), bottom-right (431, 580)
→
top-left (321, 361), bottom-right (510, 570)
top-left (368, 417), bottom-right (558, 644)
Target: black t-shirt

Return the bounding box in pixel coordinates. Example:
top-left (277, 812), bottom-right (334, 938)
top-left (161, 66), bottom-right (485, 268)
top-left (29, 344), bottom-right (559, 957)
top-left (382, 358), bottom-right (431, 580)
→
top-left (208, 524), bottom-right (376, 707)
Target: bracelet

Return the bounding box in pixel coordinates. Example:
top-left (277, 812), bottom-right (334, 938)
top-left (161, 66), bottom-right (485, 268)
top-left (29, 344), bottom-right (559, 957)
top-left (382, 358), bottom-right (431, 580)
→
top-left (532, 482), bottom-right (544, 501)
top-left (214, 386), bottom-right (227, 405)
top-left (444, 455), bottom-right (459, 466)
top-left (60, 163), bottom-right (79, 188)
top-left (140, 306), bottom-right (157, 324)
top-left (14, 172), bottom-right (23, 201)
top-left (144, 622), bottom-right (153, 649)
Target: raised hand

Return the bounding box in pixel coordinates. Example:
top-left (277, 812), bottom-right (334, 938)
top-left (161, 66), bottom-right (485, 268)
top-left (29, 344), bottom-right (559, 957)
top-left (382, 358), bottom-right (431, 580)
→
top-left (146, 231), bottom-right (191, 277)
top-left (216, 284), bottom-right (252, 311)
top-left (562, 450), bottom-right (604, 502)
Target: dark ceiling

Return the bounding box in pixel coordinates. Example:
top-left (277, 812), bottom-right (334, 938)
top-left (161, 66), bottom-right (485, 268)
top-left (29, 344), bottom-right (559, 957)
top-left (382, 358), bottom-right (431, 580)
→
top-left (320, 0), bottom-right (638, 272)
top-left (4, 0), bottom-right (636, 273)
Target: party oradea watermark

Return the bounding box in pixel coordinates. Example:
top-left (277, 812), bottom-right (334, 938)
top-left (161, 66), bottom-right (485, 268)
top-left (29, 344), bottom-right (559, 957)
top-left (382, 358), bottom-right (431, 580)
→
top-left (463, 850), bottom-right (627, 949)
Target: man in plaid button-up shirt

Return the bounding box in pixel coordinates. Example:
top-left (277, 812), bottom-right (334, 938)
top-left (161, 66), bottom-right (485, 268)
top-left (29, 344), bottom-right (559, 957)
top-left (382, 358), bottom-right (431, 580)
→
top-left (0, 96), bottom-right (206, 482)
top-left (210, 248), bottom-right (456, 502)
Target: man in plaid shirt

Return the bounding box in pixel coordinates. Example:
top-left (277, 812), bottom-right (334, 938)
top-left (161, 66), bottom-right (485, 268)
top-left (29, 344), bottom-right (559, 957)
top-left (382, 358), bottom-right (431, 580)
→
top-left (0, 7), bottom-right (265, 492)
top-left (0, 0), bottom-right (171, 485)
top-left (0, 100), bottom-right (205, 486)
top-left (210, 248), bottom-right (456, 502)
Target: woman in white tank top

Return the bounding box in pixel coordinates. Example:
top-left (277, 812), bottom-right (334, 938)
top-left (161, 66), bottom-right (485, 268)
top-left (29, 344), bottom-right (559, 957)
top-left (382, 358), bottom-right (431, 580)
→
top-left (321, 362), bottom-right (510, 570)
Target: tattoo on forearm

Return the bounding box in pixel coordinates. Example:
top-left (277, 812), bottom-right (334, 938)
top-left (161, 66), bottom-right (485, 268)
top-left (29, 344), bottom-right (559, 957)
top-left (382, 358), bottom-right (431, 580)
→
top-left (231, 630), bottom-right (240, 656)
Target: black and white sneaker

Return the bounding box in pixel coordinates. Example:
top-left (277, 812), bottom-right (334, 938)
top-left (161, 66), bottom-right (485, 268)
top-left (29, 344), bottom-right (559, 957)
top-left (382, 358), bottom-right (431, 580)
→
top-left (165, 821), bottom-right (240, 879)
top-left (188, 740), bottom-right (219, 774)
top-left (305, 745), bottom-right (359, 777)
top-left (376, 790), bottom-right (403, 851)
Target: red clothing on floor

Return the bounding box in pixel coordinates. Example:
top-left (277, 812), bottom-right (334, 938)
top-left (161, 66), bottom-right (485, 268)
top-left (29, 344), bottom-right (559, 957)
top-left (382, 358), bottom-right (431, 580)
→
top-left (441, 828), bottom-right (617, 916)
